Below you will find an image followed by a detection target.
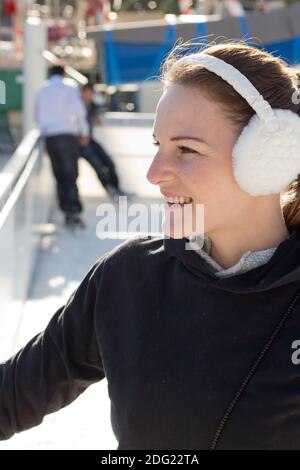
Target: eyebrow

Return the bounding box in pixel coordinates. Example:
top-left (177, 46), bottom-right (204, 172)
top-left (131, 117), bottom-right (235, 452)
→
top-left (152, 133), bottom-right (208, 145)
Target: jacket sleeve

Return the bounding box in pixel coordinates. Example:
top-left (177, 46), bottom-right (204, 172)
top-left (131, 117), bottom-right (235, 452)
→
top-left (0, 255), bottom-right (107, 440)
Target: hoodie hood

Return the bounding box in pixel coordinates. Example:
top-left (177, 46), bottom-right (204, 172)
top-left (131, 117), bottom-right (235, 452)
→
top-left (163, 227), bottom-right (300, 294)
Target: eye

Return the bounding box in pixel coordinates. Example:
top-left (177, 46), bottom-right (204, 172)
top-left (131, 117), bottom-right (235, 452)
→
top-left (152, 142), bottom-right (199, 155)
top-left (178, 146), bottom-right (197, 154)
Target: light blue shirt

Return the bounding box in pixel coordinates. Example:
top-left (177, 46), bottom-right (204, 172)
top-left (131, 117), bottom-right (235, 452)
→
top-left (34, 75), bottom-right (89, 137)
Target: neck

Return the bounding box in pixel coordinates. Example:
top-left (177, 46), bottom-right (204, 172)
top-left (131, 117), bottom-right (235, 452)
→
top-left (206, 199), bottom-right (290, 269)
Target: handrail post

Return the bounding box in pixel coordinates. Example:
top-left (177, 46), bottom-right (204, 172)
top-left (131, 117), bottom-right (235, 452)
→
top-left (23, 16), bottom-right (47, 136)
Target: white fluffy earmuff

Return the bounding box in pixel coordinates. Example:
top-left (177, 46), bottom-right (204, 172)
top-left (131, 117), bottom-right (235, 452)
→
top-left (176, 52), bottom-right (300, 196)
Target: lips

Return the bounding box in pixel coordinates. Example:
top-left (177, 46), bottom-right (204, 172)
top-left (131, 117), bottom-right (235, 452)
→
top-left (161, 191), bottom-right (193, 199)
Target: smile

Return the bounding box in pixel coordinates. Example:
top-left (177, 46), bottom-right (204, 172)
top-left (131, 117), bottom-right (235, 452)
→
top-left (165, 196), bottom-right (193, 204)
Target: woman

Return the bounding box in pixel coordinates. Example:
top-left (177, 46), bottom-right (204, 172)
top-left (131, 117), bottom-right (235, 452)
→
top-left (1, 40), bottom-right (300, 450)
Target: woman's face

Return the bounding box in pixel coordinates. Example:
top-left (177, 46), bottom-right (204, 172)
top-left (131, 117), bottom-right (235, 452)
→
top-left (146, 83), bottom-right (253, 239)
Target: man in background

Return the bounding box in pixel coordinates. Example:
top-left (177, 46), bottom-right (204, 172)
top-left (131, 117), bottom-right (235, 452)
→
top-left (79, 82), bottom-right (133, 203)
top-left (35, 65), bottom-right (89, 229)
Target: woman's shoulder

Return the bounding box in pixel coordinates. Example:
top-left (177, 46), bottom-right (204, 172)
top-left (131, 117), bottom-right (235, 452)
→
top-left (104, 234), bottom-right (166, 263)
top-left (92, 234), bottom-right (166, 273)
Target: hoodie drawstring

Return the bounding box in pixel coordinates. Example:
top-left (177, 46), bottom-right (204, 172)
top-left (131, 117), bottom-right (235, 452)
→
top-left (210, 288), bottom-right (300, 449)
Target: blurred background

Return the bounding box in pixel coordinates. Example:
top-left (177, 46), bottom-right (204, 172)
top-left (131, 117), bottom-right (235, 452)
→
top-left (0, 0), bottom-right (300, 450)
top-left (1, 0), bottom-right (298, 154)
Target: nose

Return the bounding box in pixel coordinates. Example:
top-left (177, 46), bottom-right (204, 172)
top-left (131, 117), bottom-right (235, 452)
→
top-left (146, 150), bottom-right (175, 186)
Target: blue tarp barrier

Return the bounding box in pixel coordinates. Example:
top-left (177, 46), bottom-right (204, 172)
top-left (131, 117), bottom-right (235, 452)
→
top-left (103, 21), bottom-right (300, 84)
top-left (238, 15), bottom-right (250, 43)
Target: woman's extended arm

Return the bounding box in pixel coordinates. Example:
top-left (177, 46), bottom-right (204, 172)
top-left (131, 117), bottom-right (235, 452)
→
top-left (0, 255), bottom-right (107, 440)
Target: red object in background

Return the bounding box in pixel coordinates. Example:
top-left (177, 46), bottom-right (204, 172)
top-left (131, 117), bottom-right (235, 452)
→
top-left (178, 0), bottom-right (192, 14)
top-left (86, 0), bottom-right (96, 16)
top-left (86, 0), bottom-right (110, 23)
top-left (96, 0), bottom-right (105, 11)
top-left (4, 0), bottom-right (16, 15)
top-left (87, 0), bottom-right (106, 16)
top-left (48, 23), bottom-right (72, 41)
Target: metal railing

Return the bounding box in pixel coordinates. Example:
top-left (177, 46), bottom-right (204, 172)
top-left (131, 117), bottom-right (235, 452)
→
top-left (0, 129), bottom-right (40, 215)
top-left (0, 129), bottom-right (54, 360)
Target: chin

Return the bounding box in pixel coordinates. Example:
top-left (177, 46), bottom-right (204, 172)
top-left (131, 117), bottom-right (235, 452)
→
top-left (162, 222), bottom-right (202, 240)
top-left (162, 203), bottom-right (205, 239)
top-left (162, 221), bottom-right (184, 239)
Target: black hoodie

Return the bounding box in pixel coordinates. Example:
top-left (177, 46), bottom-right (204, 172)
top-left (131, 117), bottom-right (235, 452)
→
top-left (1, 229), bottom-right (300, 450)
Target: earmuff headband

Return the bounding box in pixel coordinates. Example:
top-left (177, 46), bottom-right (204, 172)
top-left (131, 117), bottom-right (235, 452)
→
top-left (176, 53), bottom-right (280, 132)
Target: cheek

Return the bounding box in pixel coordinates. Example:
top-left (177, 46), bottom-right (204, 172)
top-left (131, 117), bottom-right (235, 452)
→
top-left (189, 160), bottom-right (238, 208)
top-left (180, 153), bottom-right (239, 201)
top-left (180, 160), bottom-right (210, 188)
top-left (183, 162), bottom-right (217, 201)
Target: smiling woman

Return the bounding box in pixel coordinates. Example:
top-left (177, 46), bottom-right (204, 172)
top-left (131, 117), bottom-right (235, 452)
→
top-left (146, 40), bottom-right (300, 269)
top-left (3, 40), bottom-right (300, 451)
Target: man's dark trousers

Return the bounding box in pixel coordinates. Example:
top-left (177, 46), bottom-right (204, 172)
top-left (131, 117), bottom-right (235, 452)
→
top-left (79, 138), bottom-right (120, 191)
top-left (45, 134), bottom-right (82, 215)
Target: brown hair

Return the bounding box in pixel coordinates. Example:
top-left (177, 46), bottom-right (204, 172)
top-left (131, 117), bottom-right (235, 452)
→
top-left (159, 39), bottom-right (300, 233)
